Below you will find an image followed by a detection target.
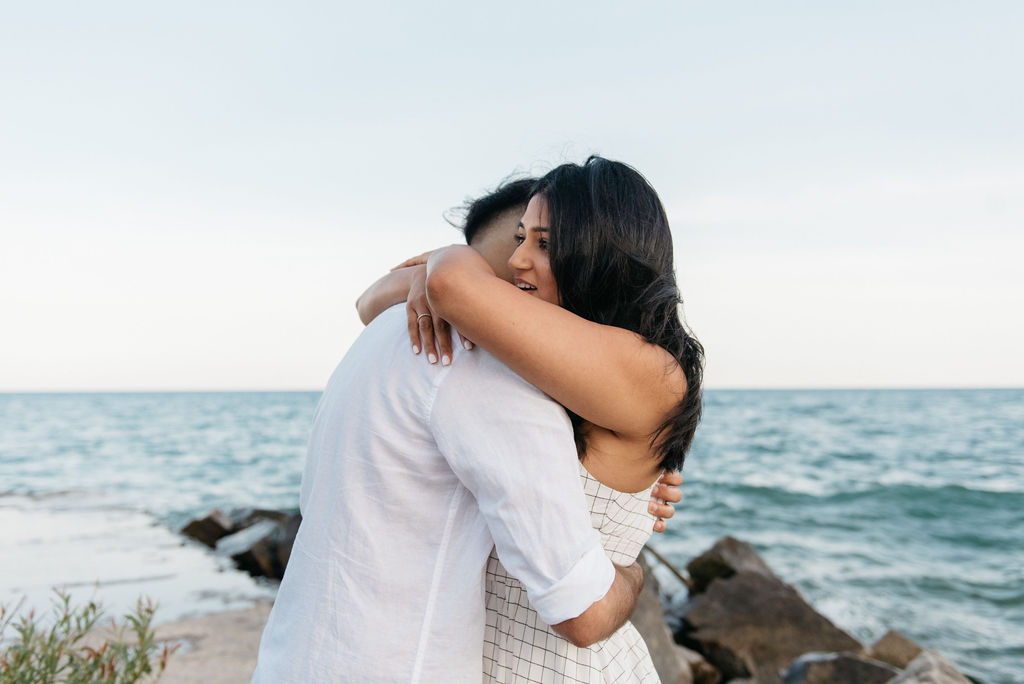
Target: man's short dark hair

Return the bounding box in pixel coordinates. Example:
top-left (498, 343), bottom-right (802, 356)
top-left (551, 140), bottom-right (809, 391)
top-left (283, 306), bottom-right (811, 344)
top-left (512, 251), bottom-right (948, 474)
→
top-left (459, 178), bottom-right (537, 244)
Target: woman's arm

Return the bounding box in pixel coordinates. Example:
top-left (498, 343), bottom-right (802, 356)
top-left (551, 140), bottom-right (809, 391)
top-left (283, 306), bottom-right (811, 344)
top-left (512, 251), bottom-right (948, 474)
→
top-left (425, 246), bottom-right (685, 440)
top-left (356, 262), bottom-right (464, 364)
top-left (355, 266), bottom-right (421, 325)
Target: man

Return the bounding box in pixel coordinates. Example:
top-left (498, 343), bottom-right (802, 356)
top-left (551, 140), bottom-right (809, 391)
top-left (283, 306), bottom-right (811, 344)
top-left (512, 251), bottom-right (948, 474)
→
top-left (252, 181), bottom-right (645, 682)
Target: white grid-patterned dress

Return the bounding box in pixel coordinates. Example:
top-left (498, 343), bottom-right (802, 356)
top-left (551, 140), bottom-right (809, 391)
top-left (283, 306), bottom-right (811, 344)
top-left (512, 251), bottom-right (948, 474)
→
top-left (483, 462), bottom-right (661, 683)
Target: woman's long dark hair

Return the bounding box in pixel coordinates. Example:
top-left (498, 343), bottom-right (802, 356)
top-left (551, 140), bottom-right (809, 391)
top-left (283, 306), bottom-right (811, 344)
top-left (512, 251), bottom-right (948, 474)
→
top-left (532, 156), bottom-right (704, 472)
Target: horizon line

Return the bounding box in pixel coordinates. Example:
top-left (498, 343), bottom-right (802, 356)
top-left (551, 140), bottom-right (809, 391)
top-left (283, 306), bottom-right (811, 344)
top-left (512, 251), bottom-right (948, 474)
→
top-left (2, 386), bottom-right (1022, 395)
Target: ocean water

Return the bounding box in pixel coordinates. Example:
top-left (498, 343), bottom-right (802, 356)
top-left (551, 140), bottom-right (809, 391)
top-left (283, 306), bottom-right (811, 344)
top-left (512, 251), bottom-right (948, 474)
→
top-left (0, 389), bottom-right (1021, 682)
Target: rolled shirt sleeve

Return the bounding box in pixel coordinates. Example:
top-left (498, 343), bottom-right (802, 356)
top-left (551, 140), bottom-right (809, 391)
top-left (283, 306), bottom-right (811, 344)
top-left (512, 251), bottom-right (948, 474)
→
top-left (428, 351), bottom-right (615, 625)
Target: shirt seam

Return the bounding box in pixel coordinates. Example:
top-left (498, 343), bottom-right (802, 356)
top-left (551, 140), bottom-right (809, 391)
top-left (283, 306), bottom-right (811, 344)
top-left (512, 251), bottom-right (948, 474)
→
top-left (421, 356), bottom-right (451, 429)
top-left (409, 484), bottom-right (466, 683)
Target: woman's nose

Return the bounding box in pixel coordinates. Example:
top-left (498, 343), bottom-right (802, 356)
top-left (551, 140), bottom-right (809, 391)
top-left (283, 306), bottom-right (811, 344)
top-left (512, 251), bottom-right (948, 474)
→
top-left (508, 243), bottom-right (529, 271)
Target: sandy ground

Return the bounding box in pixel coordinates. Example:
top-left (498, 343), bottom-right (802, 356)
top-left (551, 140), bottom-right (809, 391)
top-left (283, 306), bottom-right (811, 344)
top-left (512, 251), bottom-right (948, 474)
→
top-left (153, 600), bottom-right (272, 684)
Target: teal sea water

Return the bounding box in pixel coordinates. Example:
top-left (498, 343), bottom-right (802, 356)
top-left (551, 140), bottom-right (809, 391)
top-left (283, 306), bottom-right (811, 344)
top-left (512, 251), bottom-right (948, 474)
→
top-left (1, 389), bottom-right (1021, 682)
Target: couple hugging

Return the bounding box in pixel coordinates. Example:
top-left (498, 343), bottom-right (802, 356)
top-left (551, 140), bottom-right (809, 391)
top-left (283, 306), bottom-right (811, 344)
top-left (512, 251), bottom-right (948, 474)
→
top-left (252, 157), bottom-right (705, 683)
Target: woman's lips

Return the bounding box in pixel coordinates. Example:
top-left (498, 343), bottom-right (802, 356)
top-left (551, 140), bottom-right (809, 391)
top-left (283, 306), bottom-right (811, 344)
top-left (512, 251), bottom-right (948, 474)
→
top-left (514, 278), bottom-right (537, 291)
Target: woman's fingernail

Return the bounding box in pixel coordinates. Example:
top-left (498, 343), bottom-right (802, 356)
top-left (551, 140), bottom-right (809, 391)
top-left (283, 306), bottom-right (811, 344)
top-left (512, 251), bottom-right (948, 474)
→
top-left (463, 340), bottom-right (473, 350)
top-left (441, 355), bottom-right (451, 366)
top-left (428, 354), bottom-right (437, 364)
top-left (412, 345), bottom-right (420, 355)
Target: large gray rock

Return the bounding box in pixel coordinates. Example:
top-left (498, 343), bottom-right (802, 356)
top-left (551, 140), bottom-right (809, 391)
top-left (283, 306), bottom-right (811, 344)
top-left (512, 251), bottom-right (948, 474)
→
top-left (632, 581), bottom-right (694, 684)
top-left (686, 536), bottom-right (777, 594)
top-left (180, 509), bottom-right (233, 548)
top-left (678, 570), bottom-right (863, 684)
top-left (869, 630), bottom-right (924, 669)
top-left (183, 508), bottom-right (302, 579)
top-left (275, 513), bottom-right (302, 570)
top-left (888, 649), bottom-right (972, 684)
top-left (635, 551), bottom-right (721, 684)
top-left (217, 519), bottom-right (282, 578)
top-left (230, 507), bottom-right (293, 529)
top-left (780, 652), bottom-right (899, 684)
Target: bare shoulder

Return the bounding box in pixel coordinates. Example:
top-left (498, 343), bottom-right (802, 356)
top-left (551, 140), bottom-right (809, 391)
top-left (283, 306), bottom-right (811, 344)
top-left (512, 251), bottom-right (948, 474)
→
top-left (582, 425), bottom-right (664, 493)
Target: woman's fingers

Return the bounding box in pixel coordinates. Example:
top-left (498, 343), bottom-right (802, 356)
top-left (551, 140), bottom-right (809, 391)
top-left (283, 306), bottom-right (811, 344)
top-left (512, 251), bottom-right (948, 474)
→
top-left (457, 332), bottom-right (474, 351)
top-left (434, 317), bottom-right (453, 366)
top-left (390, 249), bottom-right (434, 271)
top-left (407, 305), bottom-right (423, 355)
top-left (406, 290), bottom-right (456, 365)
top-left (418, 312), bottom-right (437, 363)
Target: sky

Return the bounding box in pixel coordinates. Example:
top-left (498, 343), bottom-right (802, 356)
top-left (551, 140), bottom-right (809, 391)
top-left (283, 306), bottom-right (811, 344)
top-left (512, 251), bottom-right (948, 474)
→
top-left (2, 1), bottom-right (1022, 391)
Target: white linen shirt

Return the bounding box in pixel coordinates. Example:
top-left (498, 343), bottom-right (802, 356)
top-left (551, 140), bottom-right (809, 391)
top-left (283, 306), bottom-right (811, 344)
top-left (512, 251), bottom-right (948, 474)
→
top-left (252, 306), bottom-right (614, 683)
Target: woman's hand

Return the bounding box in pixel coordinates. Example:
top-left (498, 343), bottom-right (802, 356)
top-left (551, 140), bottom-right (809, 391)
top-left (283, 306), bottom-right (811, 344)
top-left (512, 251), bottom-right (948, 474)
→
top-left (405, 264), bottom-right (472, 364)
top-left (391, 248), bottom-right (438, 272)
top-left (649, 470), bottom-right (683, 533)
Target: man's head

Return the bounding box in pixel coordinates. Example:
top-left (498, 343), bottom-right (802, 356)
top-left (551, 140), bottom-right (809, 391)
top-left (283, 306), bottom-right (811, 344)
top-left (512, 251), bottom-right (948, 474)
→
top-left (460, 178), bottom-right (536, 282)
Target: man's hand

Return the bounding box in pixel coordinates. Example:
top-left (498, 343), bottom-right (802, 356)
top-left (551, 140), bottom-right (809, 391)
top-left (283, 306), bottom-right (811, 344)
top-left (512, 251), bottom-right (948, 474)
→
top-left (551, 561), bottom-right (644, 648)
top-left (650, 470), bottom-right (683, 533)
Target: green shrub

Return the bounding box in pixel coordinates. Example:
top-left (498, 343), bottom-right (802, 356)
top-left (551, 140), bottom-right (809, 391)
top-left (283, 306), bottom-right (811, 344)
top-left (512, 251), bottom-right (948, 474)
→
top-left (0, 590), bottom-right (175, 683)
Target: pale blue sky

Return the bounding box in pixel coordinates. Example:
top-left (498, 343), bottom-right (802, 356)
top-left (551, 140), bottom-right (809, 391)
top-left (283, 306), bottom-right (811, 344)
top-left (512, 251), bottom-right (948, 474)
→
top-left (2, 1), bottom-right (1022, 390)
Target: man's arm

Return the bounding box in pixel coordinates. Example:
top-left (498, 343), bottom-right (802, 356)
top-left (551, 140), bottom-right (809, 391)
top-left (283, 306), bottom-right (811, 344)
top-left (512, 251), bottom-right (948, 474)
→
top-left (429, 351), bottom-right (643, 646)
top-left (553, 561), bottom-right (643, 647)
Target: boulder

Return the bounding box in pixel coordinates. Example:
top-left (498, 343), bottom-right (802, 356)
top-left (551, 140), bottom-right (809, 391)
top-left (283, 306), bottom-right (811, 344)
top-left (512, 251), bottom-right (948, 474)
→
top-left (780, 652), bottom-right (899, 684)
top-left (888, 649), bottom-right (972, 684)
top-left (676, 646), bottom-right (720, 684)
top-left (678, 570), bottom-right (863, 684)
top-left (686, 536), bottom-right (777, 594)
top-left (632, 580), bottom-right (700, 684)
top-left (216, 519), bottom-right (282, 578)
top-left (275, 513), bottom-right (302, 570)
top-left (869, 630), bottom-right (924, 669)
top-left (229, 507), bottom-right (293, 529)
top-left (634, 552), bottom-right (721, 684)
top-left (180, 509), bottom-right (234, 548)
top-left (181, 508), bottom-right (302, 579)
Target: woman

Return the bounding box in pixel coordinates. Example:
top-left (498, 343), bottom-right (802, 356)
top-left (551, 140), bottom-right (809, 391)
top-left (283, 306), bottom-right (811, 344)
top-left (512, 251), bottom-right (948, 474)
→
top-left (361, 157), bottom-right (703, 681)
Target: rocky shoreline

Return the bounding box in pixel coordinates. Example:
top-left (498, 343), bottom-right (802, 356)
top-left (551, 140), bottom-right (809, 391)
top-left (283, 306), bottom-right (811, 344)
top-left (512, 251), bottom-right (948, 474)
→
top-left (182, 510), bottom-right (978, 684)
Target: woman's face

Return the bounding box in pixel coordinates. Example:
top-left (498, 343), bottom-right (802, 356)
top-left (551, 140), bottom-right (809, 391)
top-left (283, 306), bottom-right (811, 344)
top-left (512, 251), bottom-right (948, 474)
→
top-left (509, 194), bottom-right (559, 306)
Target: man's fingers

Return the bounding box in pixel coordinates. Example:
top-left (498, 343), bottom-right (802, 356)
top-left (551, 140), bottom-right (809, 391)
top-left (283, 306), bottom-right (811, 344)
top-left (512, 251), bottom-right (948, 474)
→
top-left (658, 470), bottom-right (683, 487)
top-left (653, 519), bottom-right (667, 534)
top-left (652, 482), bottom-right (683, 505)
top-left (418, 314), bottom-right (438, 364)
top-left (648, 499), bottom-right (675, 520)
top-left (434, 318), bottom-right (453, 366)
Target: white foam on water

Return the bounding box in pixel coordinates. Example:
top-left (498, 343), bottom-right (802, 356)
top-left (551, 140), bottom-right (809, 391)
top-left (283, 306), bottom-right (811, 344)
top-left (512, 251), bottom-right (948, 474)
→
top-left (0, 493), bottom-right (276, 628)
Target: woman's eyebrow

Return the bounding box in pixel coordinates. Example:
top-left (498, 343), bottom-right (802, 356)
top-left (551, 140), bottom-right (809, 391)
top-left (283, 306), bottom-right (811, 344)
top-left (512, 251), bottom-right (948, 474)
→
top-left (517, 221), bottom-right (549, 233)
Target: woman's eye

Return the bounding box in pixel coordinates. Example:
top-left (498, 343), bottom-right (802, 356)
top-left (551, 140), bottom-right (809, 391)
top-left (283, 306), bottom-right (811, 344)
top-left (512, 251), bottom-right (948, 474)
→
top-left (514, 234), bottom-right (525, 244)
top-left (539, 239), bottom-right (549, 251)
